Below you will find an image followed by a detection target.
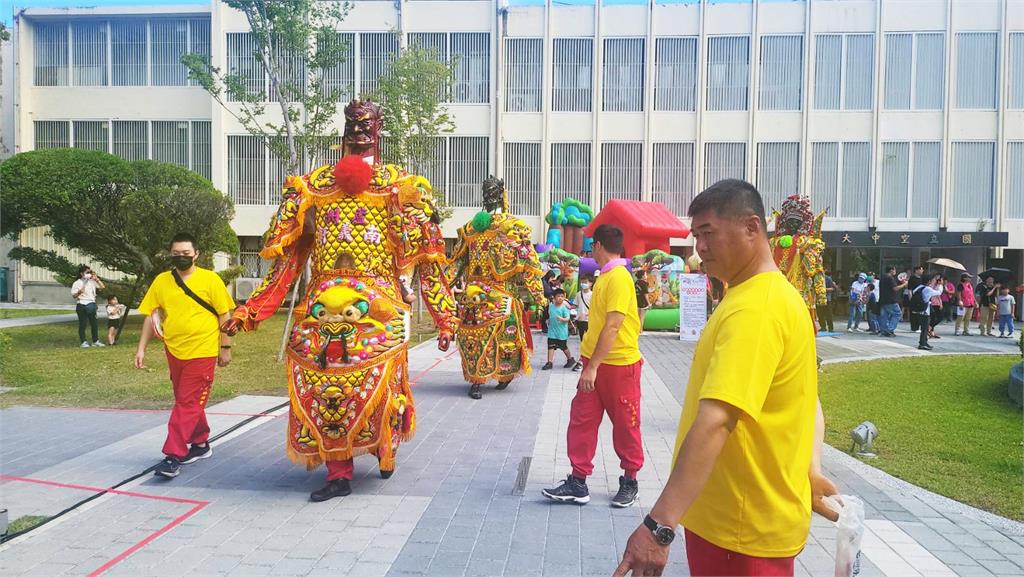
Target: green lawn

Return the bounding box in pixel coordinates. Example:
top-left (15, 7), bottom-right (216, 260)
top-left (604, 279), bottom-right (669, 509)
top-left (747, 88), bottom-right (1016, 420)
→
top-left (0, 309), bottom-right (70, 320)
top-left (0, 313), bottom-right (438, 409)
top-left (819, 355), bottom-right (1024, 521)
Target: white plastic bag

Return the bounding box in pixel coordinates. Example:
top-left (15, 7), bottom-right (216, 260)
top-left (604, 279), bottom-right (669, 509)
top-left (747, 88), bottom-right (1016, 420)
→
top-left (822, 494), bottom-right (865, 577)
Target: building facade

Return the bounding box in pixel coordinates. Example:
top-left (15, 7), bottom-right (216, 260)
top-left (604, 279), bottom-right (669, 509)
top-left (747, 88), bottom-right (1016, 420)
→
top-left (8, 0), bottom-right (1024, 302)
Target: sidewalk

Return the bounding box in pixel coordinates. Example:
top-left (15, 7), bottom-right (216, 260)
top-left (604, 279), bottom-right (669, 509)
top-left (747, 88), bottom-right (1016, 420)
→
top-left (0, 308), bottom-right (141, 330)
top-left (0, 334), bottom-right (1021, 577)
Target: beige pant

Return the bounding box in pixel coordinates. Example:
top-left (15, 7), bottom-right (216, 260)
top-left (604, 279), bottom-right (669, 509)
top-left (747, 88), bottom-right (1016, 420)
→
top-left (978, 306), bottom-right (996, 335)
top-left (956, 306), bottom-right (974, 334)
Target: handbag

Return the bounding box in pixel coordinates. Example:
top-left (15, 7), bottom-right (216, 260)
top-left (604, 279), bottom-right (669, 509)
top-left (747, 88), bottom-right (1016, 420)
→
top-left (171, 269), bottom-right (220, 318)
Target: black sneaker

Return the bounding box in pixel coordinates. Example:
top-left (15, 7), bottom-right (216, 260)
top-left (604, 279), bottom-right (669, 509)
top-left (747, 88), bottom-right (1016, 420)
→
top-left (310, 479), bottom-right (352, 502)
top-left (563, 357), bottom-right (577, 369)
top-left (572, 361), bottom-right (583, 372)
top-left (468, 384), bottom-right (482, 400)
top-left (541, 474), bottom-right (590, 504)
top-left (918, 344), bottom-right (933, 350)
top-left (154, 457), bottom-right (181, 478)
top-left (611, 476), bottom-right (639, 508)
top-left (541, 362), bottom-right (553, 371)
top-left (495, 379), bottom-right (512, 390)
top-left (181, 443), bottom-right (212, 464)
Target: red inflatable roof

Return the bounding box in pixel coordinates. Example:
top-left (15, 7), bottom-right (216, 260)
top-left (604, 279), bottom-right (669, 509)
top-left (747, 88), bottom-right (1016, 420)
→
top-left (584, 200), bottom-right (690, 239)
top-left (583, 200), bottom-right (690, 256)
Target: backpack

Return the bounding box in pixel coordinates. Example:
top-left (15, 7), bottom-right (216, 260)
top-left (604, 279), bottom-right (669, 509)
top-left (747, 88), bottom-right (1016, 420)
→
top-left (909, 285), bottom-right (928, 314)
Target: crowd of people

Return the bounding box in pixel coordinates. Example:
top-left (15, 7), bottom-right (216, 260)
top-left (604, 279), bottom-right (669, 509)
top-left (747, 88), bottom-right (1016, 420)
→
top-left (831, 266), bottom-right (1018, 348)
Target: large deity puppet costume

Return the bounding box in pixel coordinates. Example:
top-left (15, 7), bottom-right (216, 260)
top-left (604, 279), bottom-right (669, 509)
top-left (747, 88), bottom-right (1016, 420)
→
top-left (768, 194), bottom-right (828, 327)
top-left (222, 100), bottom-right (458, 500)
top-left (450, 177), bottom-right (547, 400)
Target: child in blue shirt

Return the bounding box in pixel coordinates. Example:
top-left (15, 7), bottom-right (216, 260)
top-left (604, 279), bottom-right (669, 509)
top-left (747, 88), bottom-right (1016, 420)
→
top-left (542, 289), bottom-right (576, 370)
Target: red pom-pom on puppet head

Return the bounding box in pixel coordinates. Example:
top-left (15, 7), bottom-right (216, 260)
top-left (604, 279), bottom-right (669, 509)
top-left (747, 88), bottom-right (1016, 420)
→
top-left (333, 155), bottom-right (374, 196)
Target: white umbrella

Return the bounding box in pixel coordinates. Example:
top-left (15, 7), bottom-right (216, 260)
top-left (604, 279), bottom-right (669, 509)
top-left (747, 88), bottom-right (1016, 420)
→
top-left (927, 257), bottom-right (966, 272)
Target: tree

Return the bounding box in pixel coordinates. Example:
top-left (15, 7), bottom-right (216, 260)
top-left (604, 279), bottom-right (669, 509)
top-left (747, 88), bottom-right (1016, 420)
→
top-left (183, 0), bottom-right (351, 173)
top-left (2, 149), bottom-right (239, 337)
top-left (370, 41), bottom-right (457, 221)
top-left (631, 249), bottom-right (675, 274)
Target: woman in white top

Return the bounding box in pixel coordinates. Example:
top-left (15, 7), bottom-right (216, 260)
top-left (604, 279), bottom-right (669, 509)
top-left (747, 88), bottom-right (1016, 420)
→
top-left (71, 264), bottom-right (106, 347)
top-left (571, 277), bottom-right (593, 372)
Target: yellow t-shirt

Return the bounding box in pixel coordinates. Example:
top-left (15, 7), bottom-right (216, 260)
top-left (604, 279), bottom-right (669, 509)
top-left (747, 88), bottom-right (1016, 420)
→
top-left (138, 268), bottom-right (235, 360)
top-left (675, 271), bottom-right (817, 558)
top-left (579, 265), bottom-right (642, 366)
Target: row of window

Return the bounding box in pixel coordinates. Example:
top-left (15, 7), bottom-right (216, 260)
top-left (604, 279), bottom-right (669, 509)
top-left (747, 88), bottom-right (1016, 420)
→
top-left (224, 31), bottom-right (489, 104)
top-left (225, 134), bottom-right (491, 206)
top-left (33, 120), bottom-right (212, 179)
top-left (32, 120), bottom-right (1024, 221)
top-left (507, 32), bottom-right (1024, 112)
top-left (506, 141), bottom-right (1021, 221)
top-left (32, 21), bottom-right (490, 104)
top-left (33, 21), bottom-right (1024, 114)
top-left (34, 19), bottom-right (210, 87)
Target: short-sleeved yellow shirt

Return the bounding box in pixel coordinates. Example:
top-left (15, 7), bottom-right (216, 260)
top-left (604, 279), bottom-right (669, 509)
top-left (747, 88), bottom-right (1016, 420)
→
top-left (138, 268), bottom-right (235, 360)
top-left (675, 271), bottom-right (817, 558)
top-left (579, 265), bottom-right (642, 366)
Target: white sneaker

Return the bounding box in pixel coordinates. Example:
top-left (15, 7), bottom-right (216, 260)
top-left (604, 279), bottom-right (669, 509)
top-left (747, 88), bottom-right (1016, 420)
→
top-left (93, 341), bottom-right (105, 347)
top-left (847, 328), bottom-right (853, 333)
top-left (80, 341), bottom-right (90, 348)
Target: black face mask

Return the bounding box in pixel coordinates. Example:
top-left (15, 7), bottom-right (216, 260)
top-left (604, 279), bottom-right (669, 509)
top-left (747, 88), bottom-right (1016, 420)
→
top-left (171, 256), bottom-right (194, 271)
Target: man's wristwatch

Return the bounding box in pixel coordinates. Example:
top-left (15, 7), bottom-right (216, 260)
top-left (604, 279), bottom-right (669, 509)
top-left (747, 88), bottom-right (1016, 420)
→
top-left (643, 514), bottom-right (676, 546)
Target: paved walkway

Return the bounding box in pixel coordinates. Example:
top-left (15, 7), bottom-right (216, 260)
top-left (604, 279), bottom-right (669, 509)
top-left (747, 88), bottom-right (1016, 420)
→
top-left (0, 304), bottom-right (141, 330)
top-left (0, 330), bottom-right (1021, 577)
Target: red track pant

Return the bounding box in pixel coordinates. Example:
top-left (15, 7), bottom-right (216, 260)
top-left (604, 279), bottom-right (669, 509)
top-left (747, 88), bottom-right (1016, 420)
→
top-left (163, 351), bottom-right (215, 459)
top-left (566, 358), bottom-right (644, 479)
top-left (685, 530), bottom-right (796, 576)
top-left (326, 459), bottom-right (354, 480)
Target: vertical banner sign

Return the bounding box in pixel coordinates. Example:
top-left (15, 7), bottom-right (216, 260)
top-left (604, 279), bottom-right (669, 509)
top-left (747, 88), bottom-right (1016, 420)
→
top-left (679, 274), bottom-right (707, 341)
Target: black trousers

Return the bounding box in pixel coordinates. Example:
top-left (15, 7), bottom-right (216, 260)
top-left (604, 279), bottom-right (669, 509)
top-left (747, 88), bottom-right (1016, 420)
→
top-left (816, 304), bottom-right (834, 332)
top-left (916, 313), bottom-right (930, 347)
top-left (76, 302), bottom-right (98, 343)
top-left (576, 320), bottom-right (588, 342)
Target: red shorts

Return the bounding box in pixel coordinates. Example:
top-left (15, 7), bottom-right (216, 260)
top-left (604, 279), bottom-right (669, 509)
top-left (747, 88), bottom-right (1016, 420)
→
top-left (685, 529), bottom-right (796, 577)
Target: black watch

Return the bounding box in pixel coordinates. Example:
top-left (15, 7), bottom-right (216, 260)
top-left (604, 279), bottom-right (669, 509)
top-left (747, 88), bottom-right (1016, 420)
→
top-left (643, 514), bottom-right (676, 546)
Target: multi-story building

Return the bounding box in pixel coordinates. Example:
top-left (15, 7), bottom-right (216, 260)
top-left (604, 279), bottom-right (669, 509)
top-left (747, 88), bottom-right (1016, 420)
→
top-left (7, 0), bottom-right (1024, 303)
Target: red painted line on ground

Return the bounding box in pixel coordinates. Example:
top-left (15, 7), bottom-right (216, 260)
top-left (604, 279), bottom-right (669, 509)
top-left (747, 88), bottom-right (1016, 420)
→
top-left (409, 349), bottom-right (459, 386)
top-left (33, 406), bottom-right (282, 418)
top-left (0, 475), bottom-right (210, 577)
top-left (85, 501), bottom-right (207, 577)
top-left (0, 475), bottom-right (206, 505)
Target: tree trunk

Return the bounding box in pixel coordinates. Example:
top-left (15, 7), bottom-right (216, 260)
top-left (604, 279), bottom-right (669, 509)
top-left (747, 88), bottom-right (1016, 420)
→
top-left (114, 278), bottom-right (145, 342)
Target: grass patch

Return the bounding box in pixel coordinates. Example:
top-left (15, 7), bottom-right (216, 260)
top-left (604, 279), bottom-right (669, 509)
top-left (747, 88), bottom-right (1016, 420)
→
top-left (0, 309), bottom-right (70, 320)
top-left (6, 515), bottom-right (49, 534)
top-left (819, 355), bottom-right (1023, 521)
top-left (0, 312), bottom-right (438, 409)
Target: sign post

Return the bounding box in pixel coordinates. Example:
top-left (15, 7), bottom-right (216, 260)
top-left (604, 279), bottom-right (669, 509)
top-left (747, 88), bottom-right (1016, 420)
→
top-left (679, 273), bottom-right (707, 341)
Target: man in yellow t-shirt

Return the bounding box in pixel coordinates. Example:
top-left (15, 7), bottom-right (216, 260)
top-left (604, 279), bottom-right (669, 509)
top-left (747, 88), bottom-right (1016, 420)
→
top-left (614, 180), bottom-right (839, 577)
top-left (542, 224), bottom-right (645, 508)
top-left (135, 233), bottom-right (235, 479)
